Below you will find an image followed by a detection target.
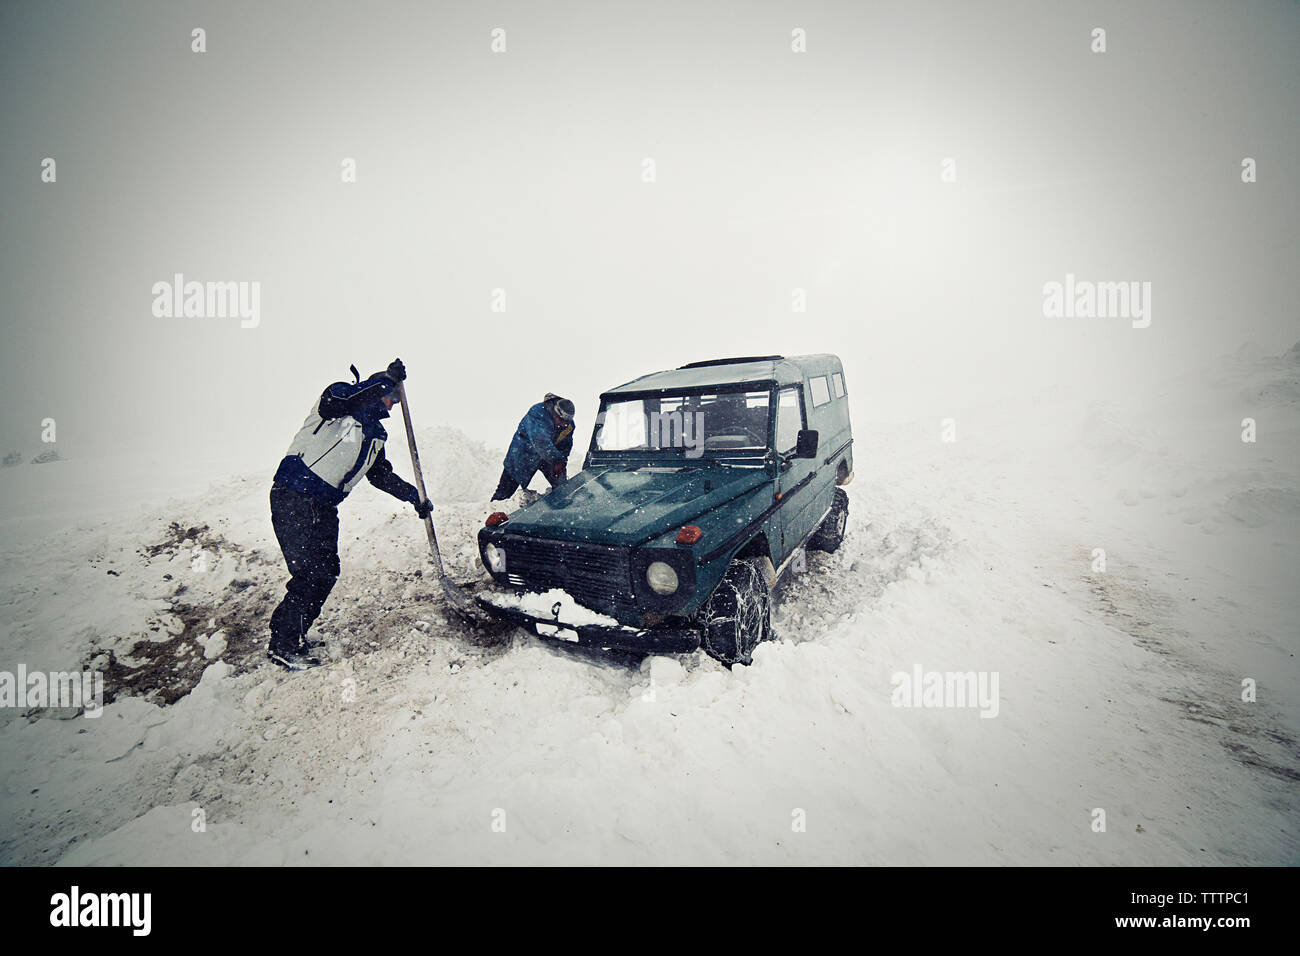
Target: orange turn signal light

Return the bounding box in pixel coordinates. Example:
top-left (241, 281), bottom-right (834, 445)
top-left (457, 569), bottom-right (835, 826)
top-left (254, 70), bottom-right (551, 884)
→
top-left (485, 512), bottom-right (508, 527)
top-left (676, 524), bottom-right (703, 545)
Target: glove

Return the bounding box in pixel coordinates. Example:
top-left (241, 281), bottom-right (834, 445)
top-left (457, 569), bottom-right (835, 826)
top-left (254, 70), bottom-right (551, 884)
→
top-left (414, 498), bottom-right (432, 519)
top-left (384, 358), bottom-right (407, 384)
top-left (550, 460), bottom-right (568, 483)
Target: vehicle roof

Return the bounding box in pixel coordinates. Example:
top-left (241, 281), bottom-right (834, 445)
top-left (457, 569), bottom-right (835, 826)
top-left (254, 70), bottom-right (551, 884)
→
top-left (602, 354), bottom-right (841, 398)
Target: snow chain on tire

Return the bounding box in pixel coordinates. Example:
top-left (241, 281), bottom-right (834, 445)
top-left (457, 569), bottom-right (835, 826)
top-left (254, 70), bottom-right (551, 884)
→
top-left (700, 558), bottom-right (771, 666)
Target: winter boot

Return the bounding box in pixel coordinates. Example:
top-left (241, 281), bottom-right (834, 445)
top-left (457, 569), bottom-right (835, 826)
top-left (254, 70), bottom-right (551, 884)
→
top-left (268, 636), bottom-right (326, 671)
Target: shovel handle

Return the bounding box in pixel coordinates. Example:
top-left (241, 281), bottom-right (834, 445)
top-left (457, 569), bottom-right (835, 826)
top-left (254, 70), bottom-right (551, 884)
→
top-left (396, 380), bottom-right (445, 578)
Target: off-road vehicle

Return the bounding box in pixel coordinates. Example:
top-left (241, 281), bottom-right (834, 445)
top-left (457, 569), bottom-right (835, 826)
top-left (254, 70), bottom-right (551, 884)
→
top-left (476, 354), bottom-right (854, 664)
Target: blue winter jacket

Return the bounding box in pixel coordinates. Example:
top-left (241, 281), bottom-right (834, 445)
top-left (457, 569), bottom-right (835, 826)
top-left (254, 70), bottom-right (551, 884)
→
top-left (274, 373), bottom-right (420, 507)
top-left (504, 402), bottom-right (574, 486)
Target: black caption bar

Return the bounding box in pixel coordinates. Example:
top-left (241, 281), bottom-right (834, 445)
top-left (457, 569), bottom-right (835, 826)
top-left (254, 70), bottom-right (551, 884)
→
top-left (0, 866), bottom-right (1284, 944)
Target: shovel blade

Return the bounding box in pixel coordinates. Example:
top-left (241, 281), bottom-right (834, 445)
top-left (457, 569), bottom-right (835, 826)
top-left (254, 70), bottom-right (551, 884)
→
top-left (437, 572), bottom-right (496, 624)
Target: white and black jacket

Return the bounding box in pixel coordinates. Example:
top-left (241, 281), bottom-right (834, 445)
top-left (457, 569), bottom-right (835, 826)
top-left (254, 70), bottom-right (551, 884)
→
top-left (273, 373), bottom-right (419, 508)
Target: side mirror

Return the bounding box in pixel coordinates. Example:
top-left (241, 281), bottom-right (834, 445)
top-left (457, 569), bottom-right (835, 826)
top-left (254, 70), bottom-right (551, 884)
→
top-left (795, 429), bottom-right (819, 459)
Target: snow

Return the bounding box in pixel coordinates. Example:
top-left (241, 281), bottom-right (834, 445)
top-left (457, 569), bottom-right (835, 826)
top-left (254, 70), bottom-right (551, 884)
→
top-left (0, 351), bottom-right (1296, 865)
top-left (481, 587), bottom-right (628, 630)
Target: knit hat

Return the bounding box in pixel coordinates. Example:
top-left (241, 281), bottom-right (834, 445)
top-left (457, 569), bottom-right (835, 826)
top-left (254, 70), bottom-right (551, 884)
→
top-left (544, 393), bottom-right (575, 422)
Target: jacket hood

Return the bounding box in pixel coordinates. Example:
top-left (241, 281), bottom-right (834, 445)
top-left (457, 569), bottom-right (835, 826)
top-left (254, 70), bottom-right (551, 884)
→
top-left (357, 373), bottom-right (395, 421)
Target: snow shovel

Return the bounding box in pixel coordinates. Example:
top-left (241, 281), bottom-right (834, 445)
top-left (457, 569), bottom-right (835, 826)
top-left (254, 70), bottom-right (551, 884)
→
top-left (395, 380), bottom-right (488, 620)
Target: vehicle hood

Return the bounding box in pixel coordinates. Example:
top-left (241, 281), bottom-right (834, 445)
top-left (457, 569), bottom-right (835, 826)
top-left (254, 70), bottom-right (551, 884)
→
top-left (498, 463), bottom-right (771, 546)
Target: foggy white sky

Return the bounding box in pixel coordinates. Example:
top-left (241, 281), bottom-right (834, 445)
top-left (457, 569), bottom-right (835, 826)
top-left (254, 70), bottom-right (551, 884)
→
top-left (1, 0), bottom-right (1297, 477)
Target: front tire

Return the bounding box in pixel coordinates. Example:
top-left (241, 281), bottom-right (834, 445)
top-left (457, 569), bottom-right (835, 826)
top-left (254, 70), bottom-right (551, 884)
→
top-left (699, 559), bottom-right (771, 666)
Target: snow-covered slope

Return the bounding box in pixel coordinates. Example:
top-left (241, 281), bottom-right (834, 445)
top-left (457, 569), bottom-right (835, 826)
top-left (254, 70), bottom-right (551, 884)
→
top-left (0, 354), bottom-right (1295, 865)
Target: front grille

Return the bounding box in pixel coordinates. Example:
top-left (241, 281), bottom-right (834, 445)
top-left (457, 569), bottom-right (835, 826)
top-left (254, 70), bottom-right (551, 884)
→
top-left (498, 535), bottom-right (633, 619)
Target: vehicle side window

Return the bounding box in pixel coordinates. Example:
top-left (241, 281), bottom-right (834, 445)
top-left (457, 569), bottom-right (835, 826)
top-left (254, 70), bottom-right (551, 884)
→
top-left (831, 372), bottom-right (845, 398)
top-left (809, 376), bottom-right (831, 408)
top-left (775, 387), bottom-right (803, 453)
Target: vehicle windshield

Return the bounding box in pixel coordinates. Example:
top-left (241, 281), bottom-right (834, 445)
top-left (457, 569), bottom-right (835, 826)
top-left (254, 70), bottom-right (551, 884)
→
top-left (594, 389), bottom-right (772, 458)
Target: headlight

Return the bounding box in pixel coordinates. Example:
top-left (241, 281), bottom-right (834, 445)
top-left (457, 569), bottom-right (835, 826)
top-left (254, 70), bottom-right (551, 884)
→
top-left (646, 560), bottom-right (679, 595)
top-left (484, 543), bottom-right (507, 574)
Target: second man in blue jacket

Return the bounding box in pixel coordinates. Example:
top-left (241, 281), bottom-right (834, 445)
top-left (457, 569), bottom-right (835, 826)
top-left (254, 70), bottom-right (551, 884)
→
top-left (491, 392), bottom-right (575, 507)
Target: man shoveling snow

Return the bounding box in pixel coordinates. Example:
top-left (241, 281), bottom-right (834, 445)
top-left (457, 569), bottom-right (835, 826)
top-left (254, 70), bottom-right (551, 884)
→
top-left (267, 359), bottom-right (432, 670)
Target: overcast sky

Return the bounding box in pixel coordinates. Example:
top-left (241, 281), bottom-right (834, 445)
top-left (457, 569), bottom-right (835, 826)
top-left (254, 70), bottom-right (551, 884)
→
top-left (1, 0), bottom-right (1296, 477)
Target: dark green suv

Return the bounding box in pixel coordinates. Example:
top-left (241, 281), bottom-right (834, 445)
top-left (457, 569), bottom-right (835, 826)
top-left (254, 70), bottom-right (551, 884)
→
top-left (476, 355), bottom-right (854, 664)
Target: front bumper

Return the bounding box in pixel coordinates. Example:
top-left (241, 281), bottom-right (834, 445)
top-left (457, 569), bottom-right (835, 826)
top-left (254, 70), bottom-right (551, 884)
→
top-left (478, 528), bottom-right (700, 619)
top-left (474, 596), bottom-right (701, 654)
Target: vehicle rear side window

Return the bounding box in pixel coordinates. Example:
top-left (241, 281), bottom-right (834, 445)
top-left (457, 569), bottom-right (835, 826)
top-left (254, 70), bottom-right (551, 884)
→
top-left (831, 372), bottom-right (844, 398)
top-left (809, 376), bottom-right (831, 408)
top-left (775, 387), bottom-right (803, 453)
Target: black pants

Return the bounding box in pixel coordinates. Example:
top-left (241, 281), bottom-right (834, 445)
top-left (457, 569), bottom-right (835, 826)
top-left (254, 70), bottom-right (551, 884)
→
top-left (268, 485), bottom-right (340, 653)
top-left (490, 469), bottom-right (521, 501)
top-left (491, 465), bottom-right (563, 501)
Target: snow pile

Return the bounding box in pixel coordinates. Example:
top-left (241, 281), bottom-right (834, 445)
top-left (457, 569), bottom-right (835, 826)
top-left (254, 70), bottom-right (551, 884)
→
top-left (481, 587), bottom-right (627, 630)
top-left (0, 353), bottom-right (1296, 865)
top-left (411, 425), bottom-right (503, 504)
